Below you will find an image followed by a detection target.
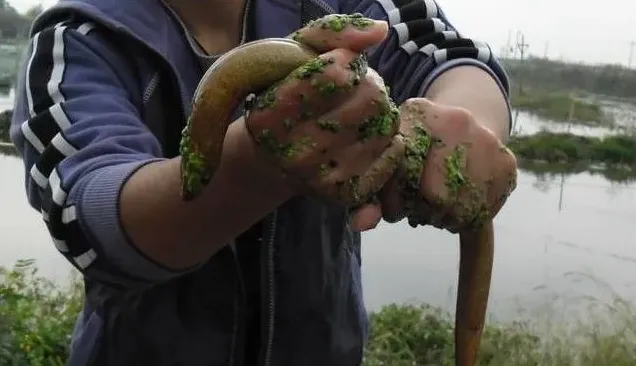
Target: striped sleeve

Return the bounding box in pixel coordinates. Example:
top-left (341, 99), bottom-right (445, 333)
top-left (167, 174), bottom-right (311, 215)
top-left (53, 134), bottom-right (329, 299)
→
top-left (341, 0), bottom-right (512, 130)
top-left (9, 20), bottom-right (187, 289)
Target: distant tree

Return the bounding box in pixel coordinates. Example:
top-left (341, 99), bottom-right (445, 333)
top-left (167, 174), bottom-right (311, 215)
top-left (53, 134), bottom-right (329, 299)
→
top-left (24, 4), bottom-right (44, 22)
top-left (0, 3), bottom-right (29, 39)
top-left (501, 57), bottom-right (636, 99)
top-left (0, 109), bottom-right (11, 142)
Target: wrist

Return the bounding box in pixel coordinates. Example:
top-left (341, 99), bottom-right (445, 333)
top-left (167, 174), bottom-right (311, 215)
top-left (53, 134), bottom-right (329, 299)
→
top-left (227, 118), bottom-right (297, 202)
top-left (423, 65), bottom-right (511, 142)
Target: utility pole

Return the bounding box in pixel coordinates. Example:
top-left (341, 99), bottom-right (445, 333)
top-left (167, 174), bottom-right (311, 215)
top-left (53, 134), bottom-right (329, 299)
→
top-left (516, 31), bottom-right (529, 60)
top-left (515, 31), bottom-right (530, 94)
top-left (544, 42), bottom-right (549, 59)
top-left (629, 41), bottom-right (635, 69)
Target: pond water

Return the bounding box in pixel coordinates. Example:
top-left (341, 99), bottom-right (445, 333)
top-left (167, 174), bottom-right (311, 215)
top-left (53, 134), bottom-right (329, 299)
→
top-left (0, 88), bottom-right (12, 111)
top-left (2, 92), bottom-right (636, 324)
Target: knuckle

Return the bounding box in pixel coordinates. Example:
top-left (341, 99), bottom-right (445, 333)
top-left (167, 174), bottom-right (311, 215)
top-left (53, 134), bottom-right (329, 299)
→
top-left (446, 107), bottom-right (474, 132)
top-left (448, 106), bottom-right (473, 122)
top-left (314, 55), bottom-right (365, 90)
top-left (400, 97), bottom-right (423, 110)
top-left (497, 147), bottom-right (518, 173)
top-left (322, 48), bottom-right (359, 66)
top-left (319, 65), bottom-right (350, 87)
top-left (482, 132), bottom-right (501, 152)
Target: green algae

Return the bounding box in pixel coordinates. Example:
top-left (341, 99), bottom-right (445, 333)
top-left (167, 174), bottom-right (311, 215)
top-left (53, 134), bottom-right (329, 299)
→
top-left (179, 122), bottom-right (211, 200)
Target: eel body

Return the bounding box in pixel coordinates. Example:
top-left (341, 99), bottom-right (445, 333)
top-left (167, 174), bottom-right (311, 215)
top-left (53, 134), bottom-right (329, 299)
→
top-left (180, 37), bottom-right (494, 366)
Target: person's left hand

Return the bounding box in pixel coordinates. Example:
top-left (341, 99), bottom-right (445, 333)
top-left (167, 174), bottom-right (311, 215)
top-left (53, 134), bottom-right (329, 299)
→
top-left (350, 97), bottom-right (518, 232)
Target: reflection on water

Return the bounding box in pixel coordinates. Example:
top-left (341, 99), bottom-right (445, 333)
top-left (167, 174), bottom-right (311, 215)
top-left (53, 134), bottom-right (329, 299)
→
top-left (514, 110), bottom-right (622, 138)
top-left (2, 91), bottom-right (636, 323)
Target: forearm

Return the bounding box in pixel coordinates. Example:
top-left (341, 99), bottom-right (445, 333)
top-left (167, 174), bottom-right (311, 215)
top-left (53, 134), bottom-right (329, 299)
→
top-left (423, 65), bottom-right (511, 142)
top-left (121, 118), bottom-right (293, 270)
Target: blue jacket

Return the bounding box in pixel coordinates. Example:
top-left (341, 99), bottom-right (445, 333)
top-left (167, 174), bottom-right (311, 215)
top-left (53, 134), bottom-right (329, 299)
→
top-left (10, 0), bottom-right (511, 365)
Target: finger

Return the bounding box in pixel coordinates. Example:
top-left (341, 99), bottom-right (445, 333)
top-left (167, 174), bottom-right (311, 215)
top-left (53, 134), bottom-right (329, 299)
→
top-left (283, 70), bottom-right (397, 174)
top-left (378, 173), bottom-right (404, 223)
top-left (350, 203), bottom-right (382, 231)
top-left (377, 135), bottom-right (407, 223)
top-left (291, 14), bottom-right (389, 53)
top-left (320, 134), bottom-right (403, 203)
top-left (298, 69), bottom-right (396, 151)
top-left (249, 48), bottom-right (367, 129)
top-left (488, 155), bottom-right (518, 218)
top-left (246, 49), bottom-right (369, 163)
top-left (408, 199), bottom-right (433, 227)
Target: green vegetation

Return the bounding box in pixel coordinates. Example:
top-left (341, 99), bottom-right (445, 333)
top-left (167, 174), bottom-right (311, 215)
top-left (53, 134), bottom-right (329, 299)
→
top-left (0, 108), bottom-right (16, 155)
top-left (364, 300), bottom-right (636, 366)
top-left (510, 90), bottom-right (609, 126)
top-left (502, 57), bottom-right (636, 101)
top-left (0, 260), bottom-right (82, 366)
top-left (0, 143), bottom-right (17, 156)
top-left (0, 1), bottom-right (30, 40)
top-left (1, 260), bottom-right (635, 365)
top-left (507, 132), bottom-right (636, 168)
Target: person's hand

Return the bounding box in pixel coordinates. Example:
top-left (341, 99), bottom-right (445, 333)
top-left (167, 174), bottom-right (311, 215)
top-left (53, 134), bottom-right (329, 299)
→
top-left (245, 15), bottom-right (404, 210)
top-left (377, 98), bottom-right (518, 232)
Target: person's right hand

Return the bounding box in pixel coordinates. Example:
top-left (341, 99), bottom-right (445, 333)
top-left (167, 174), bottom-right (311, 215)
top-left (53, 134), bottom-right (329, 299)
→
top-left (245, 15), bottom-right (403, 212)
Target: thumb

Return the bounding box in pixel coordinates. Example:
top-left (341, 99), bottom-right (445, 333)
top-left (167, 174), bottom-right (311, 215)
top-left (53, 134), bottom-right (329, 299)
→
top-left (290, 14), bottom-right (388, 53)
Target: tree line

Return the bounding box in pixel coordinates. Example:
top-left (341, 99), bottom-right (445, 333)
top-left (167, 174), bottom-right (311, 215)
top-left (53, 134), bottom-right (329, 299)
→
top-left (502, 57), bottom-right (636, 100)
top-left (0, 109), bottom-right (10, 141)
top-left (0, 0), bottom-right (42, 40)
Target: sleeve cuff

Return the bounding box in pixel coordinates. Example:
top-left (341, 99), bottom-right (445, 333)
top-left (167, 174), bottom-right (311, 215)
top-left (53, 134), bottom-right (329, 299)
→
top-left (77, 159), bottom-right (197, 283)
top-left (417, 58), bottom-right (513, 135)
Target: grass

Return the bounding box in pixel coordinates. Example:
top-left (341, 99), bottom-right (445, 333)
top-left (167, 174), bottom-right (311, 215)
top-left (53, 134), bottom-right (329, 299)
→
top-left (0, 260), bottom-right (83, 366)
top-left (507, 132), bottom-right (636, 168)
top-left (1, 260), bottom-right (635, 365)
top-left (0, 109), bottom-right (11, 142)
top-left (364, 299), bottom-right (636, 366)
top-left (510, 89), bottom-right (610, 126)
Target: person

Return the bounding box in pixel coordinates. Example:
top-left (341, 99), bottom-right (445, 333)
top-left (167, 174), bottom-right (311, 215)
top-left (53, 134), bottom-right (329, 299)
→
top-left (9, 0), bottom-right (516, 364)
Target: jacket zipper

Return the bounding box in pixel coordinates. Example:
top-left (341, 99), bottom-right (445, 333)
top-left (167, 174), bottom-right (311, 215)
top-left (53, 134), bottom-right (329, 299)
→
top-left (262, 211), bottom-right (278, 366)
top-left (310, 0), bottom-right (336, 15)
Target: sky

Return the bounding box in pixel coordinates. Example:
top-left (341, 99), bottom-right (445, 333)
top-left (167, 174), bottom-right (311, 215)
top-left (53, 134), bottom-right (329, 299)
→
top-left (8, 0), bottom-right (636, 67)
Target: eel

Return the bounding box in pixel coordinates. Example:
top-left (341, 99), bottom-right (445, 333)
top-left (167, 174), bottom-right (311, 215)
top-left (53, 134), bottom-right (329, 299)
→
top-left (178, 34), bottom-right (494, 366)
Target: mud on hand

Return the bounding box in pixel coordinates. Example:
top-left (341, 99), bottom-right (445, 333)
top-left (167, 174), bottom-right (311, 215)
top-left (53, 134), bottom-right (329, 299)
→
top-left (245, 47), bottom-right (404, 208)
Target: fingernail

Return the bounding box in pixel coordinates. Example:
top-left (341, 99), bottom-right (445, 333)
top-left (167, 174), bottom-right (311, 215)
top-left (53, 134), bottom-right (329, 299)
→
top-left (373, 20), bottom-right (388, 30)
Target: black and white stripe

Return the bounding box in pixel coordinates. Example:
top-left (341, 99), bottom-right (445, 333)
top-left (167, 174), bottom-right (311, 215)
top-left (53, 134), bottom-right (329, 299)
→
top-left (378, 0), bottom-right (438, 25)
top-left (18, 20), bottom-right (173, 289)
top-left (394, 18), bottom-right (450, 52)
top-left (378, 0), bottom-right (493, 64)
top-left (19, 20), bottom-right (98, 271)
